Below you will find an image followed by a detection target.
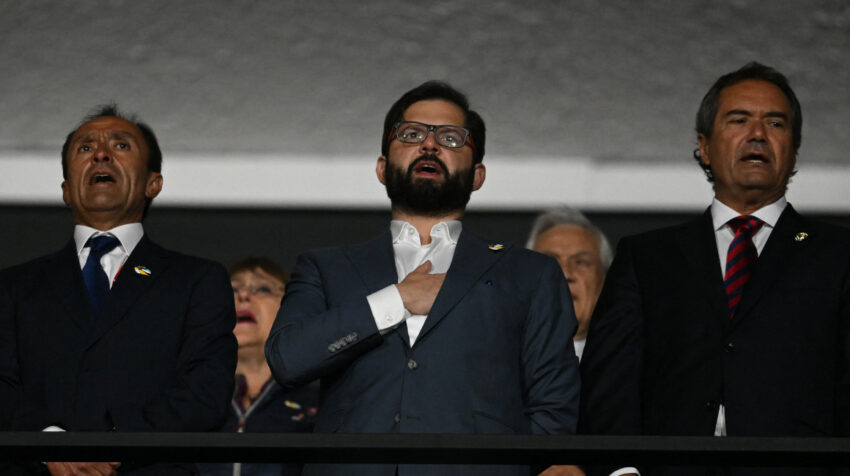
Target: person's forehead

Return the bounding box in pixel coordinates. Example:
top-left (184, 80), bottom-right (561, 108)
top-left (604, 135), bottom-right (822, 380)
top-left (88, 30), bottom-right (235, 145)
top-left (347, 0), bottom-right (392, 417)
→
top-left (402, 99), bottom-right (466, 126)
top-left (232, 268), bottom-right (283, 285)
top-left (537, 225), bottom-right (600, 251)
top-left (72, 116), bottom-right (144, 142)
top-left (717, 79), bottom-right (791, 113)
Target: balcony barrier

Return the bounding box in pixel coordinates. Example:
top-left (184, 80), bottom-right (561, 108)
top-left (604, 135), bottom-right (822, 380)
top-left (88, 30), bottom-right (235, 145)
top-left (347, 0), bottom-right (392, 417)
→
top-left (1, 433), bottom-right (850, 467)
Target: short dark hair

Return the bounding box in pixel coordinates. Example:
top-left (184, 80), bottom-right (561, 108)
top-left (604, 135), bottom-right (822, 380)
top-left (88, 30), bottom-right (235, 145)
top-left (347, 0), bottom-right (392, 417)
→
top-left (381, 81), bottom-right (486, 164)
top-left (61, 104), bottom-right (163, 218)
top-left (229, 257), bottom-right (290, 288)
top-left (693, 62), bottom-right (802, 182)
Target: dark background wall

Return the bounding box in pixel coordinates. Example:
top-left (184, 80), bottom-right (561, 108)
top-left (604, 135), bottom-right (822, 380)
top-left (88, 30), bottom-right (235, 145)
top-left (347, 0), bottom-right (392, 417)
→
top-left (4, 205), bottom-right (849, 272)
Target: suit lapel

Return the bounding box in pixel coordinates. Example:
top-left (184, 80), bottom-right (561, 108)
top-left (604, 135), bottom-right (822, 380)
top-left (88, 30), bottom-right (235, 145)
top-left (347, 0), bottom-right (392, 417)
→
top-left (415, 232), bottom-right (507, 345)
top-left (731, 205), bottom-right (808, 328)
top-left (343, 231), bottom-right (411, 347)
top-left (52, 240), bottom-right (93, 330)
top-left (676, 210), bottom-right (729, 323)
top-left (87, 236), bottom-right (171, 347)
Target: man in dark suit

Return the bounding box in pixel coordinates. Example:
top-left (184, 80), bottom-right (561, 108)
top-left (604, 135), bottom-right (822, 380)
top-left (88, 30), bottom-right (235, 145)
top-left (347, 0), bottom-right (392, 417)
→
top-left (579, 62), bottom-right (850, 476)
top-left (0, 105), bottom-right (237, 475)
top-left (265, 81), bottom-right (580, 476)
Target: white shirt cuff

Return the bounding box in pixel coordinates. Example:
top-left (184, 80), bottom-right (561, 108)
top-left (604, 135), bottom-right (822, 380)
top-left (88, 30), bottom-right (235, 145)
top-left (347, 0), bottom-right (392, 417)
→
top-left (43, 426), bottom-right (65, 432)
top-left (367, 285), bottom-right (407, 333)
top-left (610, 468), bottom-right (640, 476)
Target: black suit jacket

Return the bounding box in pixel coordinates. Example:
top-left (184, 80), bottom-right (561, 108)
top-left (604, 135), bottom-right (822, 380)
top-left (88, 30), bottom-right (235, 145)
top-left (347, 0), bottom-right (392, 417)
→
top-left (267, 230), bottom-right (580, 476)
top-left (0, 236), bottom-right (237, 472)
top-left (579, 205), bottom-right (850, 475)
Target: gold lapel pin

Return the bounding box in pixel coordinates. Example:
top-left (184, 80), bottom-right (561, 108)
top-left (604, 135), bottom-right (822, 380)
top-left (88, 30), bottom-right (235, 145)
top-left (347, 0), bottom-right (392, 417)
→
top-left (794, 232), bottom-right (808, 242)
top-left (134, 265), bottom-right (152, 277)
top-left (488, 243), bottom-right (505, 251)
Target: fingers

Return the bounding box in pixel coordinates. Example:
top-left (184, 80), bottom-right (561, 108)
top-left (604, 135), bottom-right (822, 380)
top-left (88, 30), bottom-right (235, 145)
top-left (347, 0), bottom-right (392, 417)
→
top-left (46, 462), bottom-right (119, 476)
top-left (412, 260), bottom-right (432, 274)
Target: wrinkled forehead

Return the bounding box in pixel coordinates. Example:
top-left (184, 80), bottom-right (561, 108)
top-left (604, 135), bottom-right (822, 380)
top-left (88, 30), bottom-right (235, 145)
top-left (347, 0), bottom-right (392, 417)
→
top-left (717, 79), bottom-right (792, 116)
top-left (72, 116), bottom-right (146, 145)
top-left (402, 99), bottom-right (466, 127)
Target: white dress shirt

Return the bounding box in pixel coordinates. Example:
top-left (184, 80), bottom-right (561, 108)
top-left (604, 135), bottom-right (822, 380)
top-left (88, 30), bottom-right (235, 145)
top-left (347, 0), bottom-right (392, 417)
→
top-left (366, 220), bottom-right (461, 346)
top-left (609, 197), bottom-right (788, 476)
top-left (44, 222), bottom-right (144, 433)
top-left (74, 223), bottom-right (144, 287)
top-left (709, 196), bottom-right (786, 436)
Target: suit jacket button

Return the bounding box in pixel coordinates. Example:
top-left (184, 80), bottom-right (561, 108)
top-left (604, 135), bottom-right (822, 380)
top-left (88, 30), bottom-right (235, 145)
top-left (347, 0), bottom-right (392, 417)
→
top-left (407, 358), bottom-right (418, 370)
top-left (725, 342), bottom-right (735, 352)
top-left (393, 412), bottom-right (401, 423)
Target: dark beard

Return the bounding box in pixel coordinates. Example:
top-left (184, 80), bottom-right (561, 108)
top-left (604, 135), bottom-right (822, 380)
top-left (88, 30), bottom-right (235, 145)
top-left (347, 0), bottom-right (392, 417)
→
top-left (384, 154), bottom-right (476, 217)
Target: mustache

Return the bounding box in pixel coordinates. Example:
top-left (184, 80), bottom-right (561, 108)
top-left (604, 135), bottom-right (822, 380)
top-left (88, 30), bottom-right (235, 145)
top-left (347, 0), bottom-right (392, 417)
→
top-left (407, 154), bottom-right (448, 176)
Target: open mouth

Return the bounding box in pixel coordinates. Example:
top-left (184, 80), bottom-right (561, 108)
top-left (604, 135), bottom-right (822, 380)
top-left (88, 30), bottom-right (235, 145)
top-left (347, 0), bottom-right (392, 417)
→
top-left (410, 156), bottom-right (447, 178)
top-left (741, 153), bottom-right (768, 163)
top-left (236, 310), bottom-right (257, 325)
top-left (90, 173), bottom-right (116, 184)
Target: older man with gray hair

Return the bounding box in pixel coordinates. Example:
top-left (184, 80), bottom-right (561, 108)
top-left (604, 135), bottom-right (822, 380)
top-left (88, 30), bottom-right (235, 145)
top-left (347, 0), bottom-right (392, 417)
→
top-left (527, 207), bottom-right (612, 360)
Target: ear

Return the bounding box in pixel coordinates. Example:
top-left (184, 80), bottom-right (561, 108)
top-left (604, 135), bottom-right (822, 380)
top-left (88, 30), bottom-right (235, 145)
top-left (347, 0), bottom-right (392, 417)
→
top-left (145, 172), bottom-right (163, 199)
top-left (471, 163), bottom-right (486, 191)
top-left (697, 134), bottom-right (711, 167)
top-left (61, 180), bottom-right (70, 206)
top-left (376, 156), bottom-right (387, 185)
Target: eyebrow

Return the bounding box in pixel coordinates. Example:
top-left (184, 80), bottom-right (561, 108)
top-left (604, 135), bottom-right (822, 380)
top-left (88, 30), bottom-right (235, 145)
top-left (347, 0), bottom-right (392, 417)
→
top-left (724, 109), bottom-right (789, 120)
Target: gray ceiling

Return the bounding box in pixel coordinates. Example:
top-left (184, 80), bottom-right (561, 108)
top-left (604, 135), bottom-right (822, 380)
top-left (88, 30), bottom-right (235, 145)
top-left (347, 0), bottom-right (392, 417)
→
top-left (1, 0), bottom-right (848, 164)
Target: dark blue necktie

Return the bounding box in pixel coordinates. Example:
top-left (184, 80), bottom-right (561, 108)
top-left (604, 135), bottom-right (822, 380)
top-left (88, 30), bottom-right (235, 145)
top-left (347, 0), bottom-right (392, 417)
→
top-left (82, 234), bottom-right (120, 317)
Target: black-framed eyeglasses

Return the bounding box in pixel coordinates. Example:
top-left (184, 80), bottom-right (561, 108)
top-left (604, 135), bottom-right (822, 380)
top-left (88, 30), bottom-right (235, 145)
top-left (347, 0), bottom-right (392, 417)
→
top-left (389, 121), bottom-right (475, 150)
top-left (231, 282), bottom-right (285, 298)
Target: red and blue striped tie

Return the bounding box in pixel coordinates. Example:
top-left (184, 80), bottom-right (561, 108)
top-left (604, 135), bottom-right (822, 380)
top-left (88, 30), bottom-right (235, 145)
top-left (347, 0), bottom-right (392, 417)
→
top-left (724, 216), bottom-right (764, 318)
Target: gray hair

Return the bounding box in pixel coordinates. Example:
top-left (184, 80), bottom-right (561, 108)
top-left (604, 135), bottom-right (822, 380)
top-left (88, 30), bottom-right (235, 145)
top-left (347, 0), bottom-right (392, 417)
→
top-left (526, 207), bottom-right (614, 271)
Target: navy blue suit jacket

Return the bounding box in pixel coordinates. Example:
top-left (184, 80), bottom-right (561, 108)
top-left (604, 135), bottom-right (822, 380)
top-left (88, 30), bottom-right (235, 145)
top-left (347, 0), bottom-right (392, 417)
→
top-left (579, 205), bottom-right (850, 476)
top-left (266, 229), bottom-right (580, 476)
top-left (0, 236), bottom-right (237, 472)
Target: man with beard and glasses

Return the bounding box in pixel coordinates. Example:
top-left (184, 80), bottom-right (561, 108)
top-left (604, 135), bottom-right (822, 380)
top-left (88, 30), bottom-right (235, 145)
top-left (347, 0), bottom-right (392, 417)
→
top-left (266, 81), bottom-right (580, 476)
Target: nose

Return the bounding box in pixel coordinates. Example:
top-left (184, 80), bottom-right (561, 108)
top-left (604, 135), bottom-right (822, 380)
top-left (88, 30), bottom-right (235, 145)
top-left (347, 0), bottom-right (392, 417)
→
top-left (92, 141), bottom-right (112, 163)
top-left (234, 287), bottom-right (251, 302)
top-left (419, 130), bottom-right (440, 154)
top-left (561, 262), bottom-right (576, 283)
top-left (748, 121), bottom-right (766, 142)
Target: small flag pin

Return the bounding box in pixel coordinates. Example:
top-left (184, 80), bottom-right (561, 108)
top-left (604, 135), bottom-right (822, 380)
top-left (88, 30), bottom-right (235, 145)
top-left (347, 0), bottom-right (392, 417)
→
top-left (488, 243), bottom-right (505, 251)
top-left (134, 265), bottom-right (152, 276)
top-left (794, 232), bottom-right (808, 242)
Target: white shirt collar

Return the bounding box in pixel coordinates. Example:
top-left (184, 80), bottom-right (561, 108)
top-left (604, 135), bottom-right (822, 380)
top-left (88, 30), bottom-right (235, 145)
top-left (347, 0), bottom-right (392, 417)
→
top-left (390, 220), bottom-right (462, 245)
top-left (710, 196), bottom-right (787, 232)
top-left (73, 223), bottom-right (145, 257)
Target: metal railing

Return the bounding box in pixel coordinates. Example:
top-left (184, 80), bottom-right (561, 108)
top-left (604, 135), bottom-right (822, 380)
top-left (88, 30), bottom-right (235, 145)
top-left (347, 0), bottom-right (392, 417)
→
top-left (1, 433), bottom-right (850, 467)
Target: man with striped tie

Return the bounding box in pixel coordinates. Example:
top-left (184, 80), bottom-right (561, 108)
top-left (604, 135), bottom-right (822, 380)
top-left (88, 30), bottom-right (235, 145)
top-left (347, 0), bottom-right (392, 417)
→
top-left (578, 62), bottom-right (850, 476)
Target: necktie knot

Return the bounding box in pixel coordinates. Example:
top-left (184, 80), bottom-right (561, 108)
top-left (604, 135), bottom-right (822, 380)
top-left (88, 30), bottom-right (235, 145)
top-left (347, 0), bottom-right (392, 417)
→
top-left (86, 234), bottom-right (120, 256)
top-left (728, 215), bottom-right (764, 236)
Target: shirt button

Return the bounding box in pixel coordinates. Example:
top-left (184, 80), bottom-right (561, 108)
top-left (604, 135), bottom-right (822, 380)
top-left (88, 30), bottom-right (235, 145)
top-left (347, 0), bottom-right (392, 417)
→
top-left (393, 412), bottom-right (401, 423)
top-left (408, 228), bottom-right (415, 235)
top-left (385, 314), bottom-right (394, 324)
top-left (407, 358), bottom-right (418, 370)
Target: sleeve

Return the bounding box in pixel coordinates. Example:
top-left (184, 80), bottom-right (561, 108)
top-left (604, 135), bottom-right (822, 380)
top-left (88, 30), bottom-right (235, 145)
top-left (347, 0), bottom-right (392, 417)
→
top-left (522, 258), bottom-right (581, 435)
top-left (366, 285), bottom-right (408, 333)
top-left (578, 238), bottom-right (646, 475)
top-left (0, 268), bottom-right (19, 430)
top-left (107, 261), bottom-right (238, 431)
top-left (835, 246), bottom-right (850, 437)
top-left (265, 252), bottom-right (385, 389)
